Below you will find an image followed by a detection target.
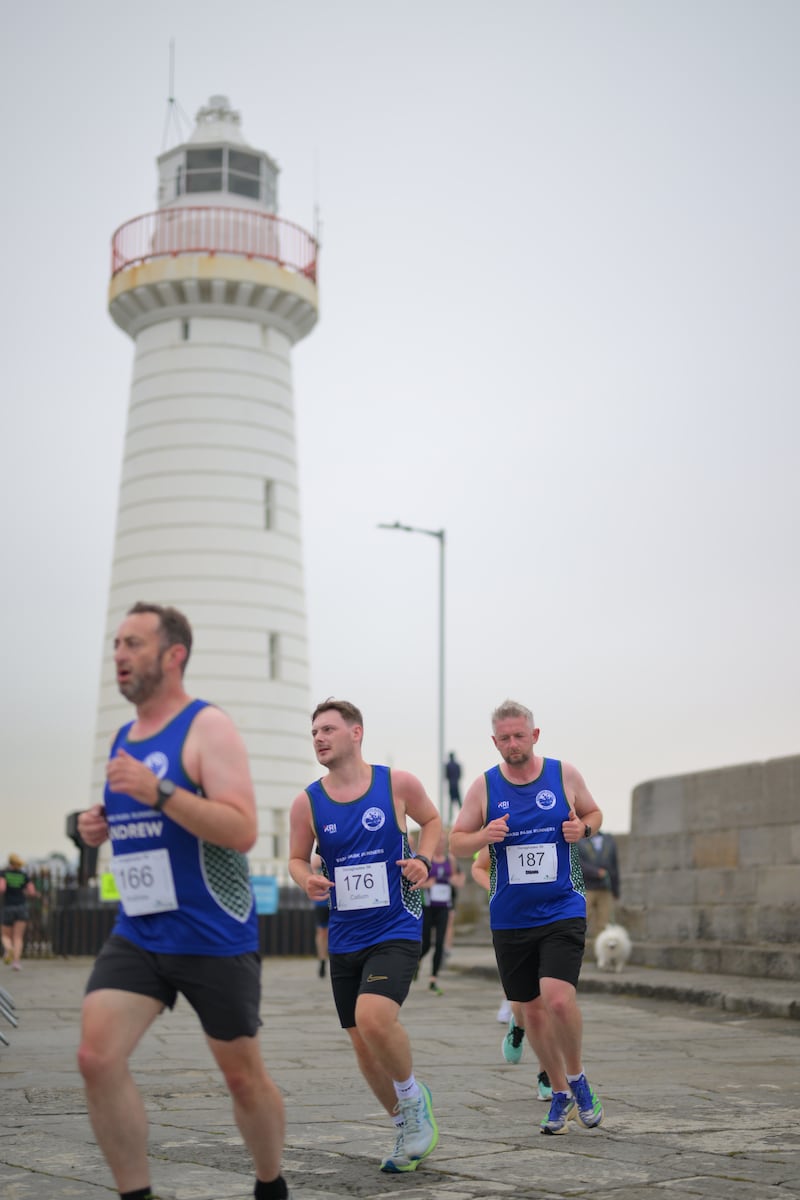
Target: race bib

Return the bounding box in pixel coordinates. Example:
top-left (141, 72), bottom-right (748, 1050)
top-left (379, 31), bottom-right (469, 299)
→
top-left (506, 842), bottom-right (557, 885)
top-left (430, 882), bottom-right (452, 905)
top-left (111, 849), bottom-right (179, 916)
top-left (334, 861), bottom-right (390, 911)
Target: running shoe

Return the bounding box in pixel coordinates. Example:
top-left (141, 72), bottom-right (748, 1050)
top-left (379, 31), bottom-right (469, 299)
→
top-left (2, 952), bottom-right (11, 965)
top-left (570, 1073), bottom-right (603, 1128)
top-left (540, 1090), bottom-right (576, 1135)
top-left (429, 981), bottom-right (443, 996)
top-left (496, 998), bottom-right (512, 1022)
top-left (398, 1082), bottom-right (439, 1163)
top-left (501, 1017), bottom-right (525, 1064)
top-left (380, 1126), bottom-right (414, 1172)
top-left (537, 1070), bottom-right (553, 1102)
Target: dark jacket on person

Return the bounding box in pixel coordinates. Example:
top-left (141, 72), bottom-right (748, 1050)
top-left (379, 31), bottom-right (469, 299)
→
top-left (577, 833), bottom-right (620, 899)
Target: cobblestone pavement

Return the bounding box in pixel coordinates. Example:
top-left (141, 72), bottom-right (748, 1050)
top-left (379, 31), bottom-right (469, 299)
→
top-left (1, 952), bottom-right (799, 1199)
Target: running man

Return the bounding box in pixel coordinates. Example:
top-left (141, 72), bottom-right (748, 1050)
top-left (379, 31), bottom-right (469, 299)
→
top-left (450, 699), bottom-right (604, 1136)
top-left (289, 698), bottom-right (441, 1172)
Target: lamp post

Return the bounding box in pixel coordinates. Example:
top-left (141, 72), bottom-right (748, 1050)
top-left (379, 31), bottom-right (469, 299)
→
top-left (377, 521), bottom-right (446, 818)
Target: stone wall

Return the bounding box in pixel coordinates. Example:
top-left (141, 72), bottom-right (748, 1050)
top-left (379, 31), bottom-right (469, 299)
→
top-left (615, 754), bottom-right (800, 980)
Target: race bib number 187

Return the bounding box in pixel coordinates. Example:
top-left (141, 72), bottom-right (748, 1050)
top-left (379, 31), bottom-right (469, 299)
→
top-left (505, 842), bottom-right (558, 885)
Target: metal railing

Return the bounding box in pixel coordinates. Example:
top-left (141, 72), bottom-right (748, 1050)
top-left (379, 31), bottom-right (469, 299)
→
top-left (5, 868), bottom-right (315, 959)
top-left (111, 206), bottom-right (318, 282)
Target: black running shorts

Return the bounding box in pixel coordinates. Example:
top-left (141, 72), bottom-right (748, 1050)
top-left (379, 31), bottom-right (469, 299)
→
top-left (329, 938), bottom-right (421, 1029)
top-left (493, 918), bottom-right (586, 1001)
top-left (85, 933), bottom-right (262, 1041)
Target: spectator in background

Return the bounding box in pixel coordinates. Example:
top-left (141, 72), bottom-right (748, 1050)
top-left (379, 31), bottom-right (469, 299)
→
top-left (0, 854), bottom-right (39, 970)
top-left (418, 830), bottom-right (465, 995)
top-left (444, 752), bottom-right (462, 820)
top-left (577, 831), bottom-right (620, 947)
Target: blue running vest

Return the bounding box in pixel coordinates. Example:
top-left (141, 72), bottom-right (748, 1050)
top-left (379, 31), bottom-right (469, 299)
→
top-left (307, 765), bottom-right (423, 954)
top-left (486, 758), bottom-right (586, 930)
top-left (104, 699), bottom-right (258, 955)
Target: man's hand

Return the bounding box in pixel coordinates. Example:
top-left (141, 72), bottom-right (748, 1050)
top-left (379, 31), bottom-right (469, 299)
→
top-left (106, 748), bottom-right (159, 806)
top-left (396, 857), bottom-right (429, 889)
top-left (77, 805), bottom-right (109, 847)
top-left (484, 812), bottom-right (511, 844)
top-left (562, 809), bottom-right (584, 843)
top-left (306, 873), bottom-right (334, 902)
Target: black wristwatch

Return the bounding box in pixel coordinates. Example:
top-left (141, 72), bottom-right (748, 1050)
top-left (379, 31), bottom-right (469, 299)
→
top-left (414, 854), bottom-right (431, 874)
top-left (583, 823), bottom-right (592, 839)
top-left (155, 778), bottom-right (176, 812)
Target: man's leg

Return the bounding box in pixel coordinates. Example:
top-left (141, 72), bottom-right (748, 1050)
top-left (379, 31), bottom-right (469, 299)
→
top-left (12, 920), bottom-right (26, 966)
top-left (522, 994), bottom-right (565, 1087)
top-left (346, 993), bottom-right (407, 1115)
top-left (77, 988), bottom-right (163, 1193)
top-left (207, 1034), bottom-right (286, 1183)
top-left (538, 977), bottom-right (584, 1079)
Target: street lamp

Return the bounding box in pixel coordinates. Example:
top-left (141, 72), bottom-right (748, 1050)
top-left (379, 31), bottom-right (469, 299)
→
top-left (377, 520), bottom-right (446, 818)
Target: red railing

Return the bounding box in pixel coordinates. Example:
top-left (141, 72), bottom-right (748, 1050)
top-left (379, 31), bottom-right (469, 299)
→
top-left (111, 206), bottom-right (318, 283)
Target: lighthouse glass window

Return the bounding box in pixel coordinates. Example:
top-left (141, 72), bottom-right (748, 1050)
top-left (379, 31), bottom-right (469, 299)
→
top-left (185, 148), bottom-right (223, 193)
top-left (228, 150), bottom-right (261, 199)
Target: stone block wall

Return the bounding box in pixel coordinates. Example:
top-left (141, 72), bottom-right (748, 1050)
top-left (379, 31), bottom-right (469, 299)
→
top-left (615, 754), bottom-right (800, 980)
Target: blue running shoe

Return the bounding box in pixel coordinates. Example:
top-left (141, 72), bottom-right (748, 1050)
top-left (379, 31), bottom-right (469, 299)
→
top-left (570, 1073), bottom-right (603, 1128)
top-left (540, 1090), bottom-right (576, 1135)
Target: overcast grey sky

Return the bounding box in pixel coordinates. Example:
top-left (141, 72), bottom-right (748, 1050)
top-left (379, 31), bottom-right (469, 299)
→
top-left (2, 0), bottom-right (798, 861)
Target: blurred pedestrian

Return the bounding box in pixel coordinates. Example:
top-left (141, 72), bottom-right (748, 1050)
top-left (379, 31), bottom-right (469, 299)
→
top-left (577, 830), bottom-right (621, 947)
top-left (0, 854), bottom-right (38, 970)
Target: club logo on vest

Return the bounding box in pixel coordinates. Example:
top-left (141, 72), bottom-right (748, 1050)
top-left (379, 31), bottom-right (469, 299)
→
top-left (536, 789), bottom-right (557, 810)
top-left (144, 752), bottom-right (169, 780)
top-left (362, 807), bottom-right (386, 832)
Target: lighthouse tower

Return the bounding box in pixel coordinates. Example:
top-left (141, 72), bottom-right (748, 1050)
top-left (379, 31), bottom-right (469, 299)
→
top-left (93, 95), bottom-right (318, 872)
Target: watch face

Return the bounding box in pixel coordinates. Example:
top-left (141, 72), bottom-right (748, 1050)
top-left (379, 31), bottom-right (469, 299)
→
top-left (159, 779), bottom-right (175, 797)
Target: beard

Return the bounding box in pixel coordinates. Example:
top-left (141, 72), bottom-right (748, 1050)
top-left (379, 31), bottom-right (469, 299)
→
top-left (118, 658), bottom-right (165, 705)
top-left (501, 747), bottom-right (530, 766)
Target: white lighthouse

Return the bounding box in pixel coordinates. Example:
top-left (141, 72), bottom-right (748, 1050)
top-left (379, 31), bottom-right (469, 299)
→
top-left (93, 95), bottom-right (319, 873)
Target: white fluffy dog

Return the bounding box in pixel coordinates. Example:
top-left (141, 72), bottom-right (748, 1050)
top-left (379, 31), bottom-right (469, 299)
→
top-left (594, 924), bottom-right (632, 973)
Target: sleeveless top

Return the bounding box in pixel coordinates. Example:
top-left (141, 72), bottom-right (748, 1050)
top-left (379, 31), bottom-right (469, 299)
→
top-left (427, 857), bottom-right (454, 908)
top-left (486, 757), bottom-right (586, 930)
top-left (306, 765), bottom-right (423, 954)
top-left (104, 699), bottom-right (258, 956)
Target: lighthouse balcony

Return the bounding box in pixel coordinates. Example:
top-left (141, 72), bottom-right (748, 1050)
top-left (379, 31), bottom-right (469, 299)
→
top-left (109, 206), bottom-right (319, 342)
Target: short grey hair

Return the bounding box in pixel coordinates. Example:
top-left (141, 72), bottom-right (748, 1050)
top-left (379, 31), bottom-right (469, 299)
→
top-left (491, 699), bottom-right (535, 730)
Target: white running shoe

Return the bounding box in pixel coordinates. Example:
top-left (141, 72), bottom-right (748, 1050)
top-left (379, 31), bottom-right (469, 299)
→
top-left (398, 1082), bottom-right (439, 1164)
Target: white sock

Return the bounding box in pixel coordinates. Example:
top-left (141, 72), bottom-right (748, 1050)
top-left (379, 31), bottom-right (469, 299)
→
top-left (566, 1071), bottom-right (585, 1085)
top-left (393, 1074), bottom-right (420, 1102)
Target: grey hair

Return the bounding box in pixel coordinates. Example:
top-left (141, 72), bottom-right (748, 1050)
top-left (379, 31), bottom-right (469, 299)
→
top-left (491, 699), bottom-right (535, 730)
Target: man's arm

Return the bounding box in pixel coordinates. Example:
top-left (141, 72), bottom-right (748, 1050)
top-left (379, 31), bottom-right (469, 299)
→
top-left (560, 761), bottom-right (603, 843)
top-left (393, 770), bottom-right (441, 888)
top-left (450, 774), bottom-right (510, 858)
top-left (105, 706), bottom-right (258, 852)
top-left (288, 792), bottom-right (333, 900)
top-left (471, 844), bottom-right (490, 892)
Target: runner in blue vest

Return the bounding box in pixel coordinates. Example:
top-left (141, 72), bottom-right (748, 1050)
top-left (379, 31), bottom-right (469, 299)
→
top-left (450, 698), bottom-right (605, 1136)
top-left (288, 698), bottom-right (441, 1174)
top-left (76, 602), bottom-right (290, 1200)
